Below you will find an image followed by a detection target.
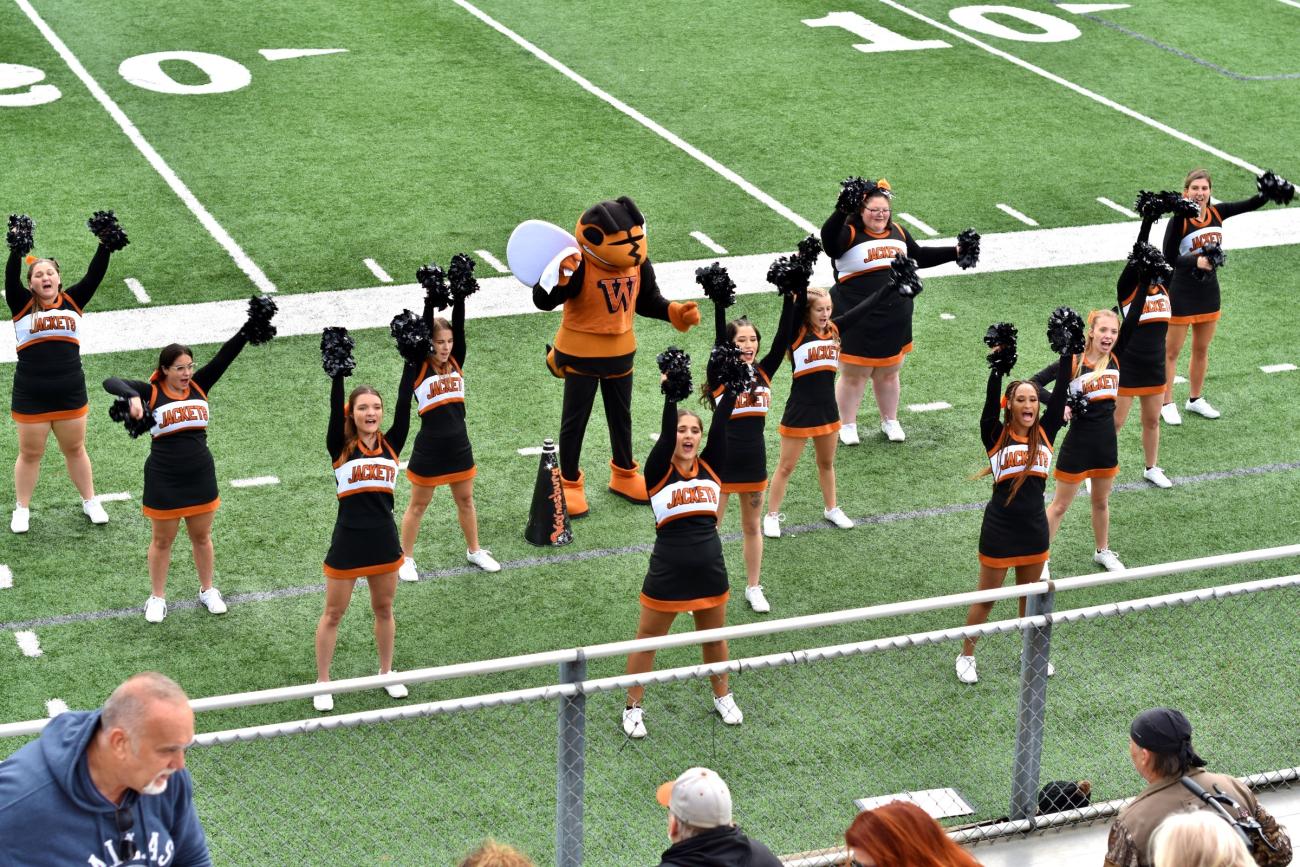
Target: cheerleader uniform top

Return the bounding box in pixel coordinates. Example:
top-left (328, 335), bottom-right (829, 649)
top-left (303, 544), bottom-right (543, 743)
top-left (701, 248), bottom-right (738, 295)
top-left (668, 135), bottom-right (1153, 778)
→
top-left (7, 245), bottom-right (110, 422)
top-left (327, 368), bottom-right (414, 530)
top-left (980, 361), bottom-right (1069, 521)
top-left (1162, 193), bottom-right (1267, 324)
top-left (1115, 214), bottom-right (1172, 391)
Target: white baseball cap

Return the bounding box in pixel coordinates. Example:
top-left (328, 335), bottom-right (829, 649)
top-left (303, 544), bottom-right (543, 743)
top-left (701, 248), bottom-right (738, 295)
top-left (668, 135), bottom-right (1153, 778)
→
top-left (656, 767), bottom-right (732, 829)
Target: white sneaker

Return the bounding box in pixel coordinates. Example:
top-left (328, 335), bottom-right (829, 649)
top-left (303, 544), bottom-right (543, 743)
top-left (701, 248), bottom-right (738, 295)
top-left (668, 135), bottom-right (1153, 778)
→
top-left (380, 672), bottom-right (408, 699)
top-left (313, 684), bottom-right (333, 713)
top-left (1093, 548), bottom-right (1125, 572)
top-left (144, 595), bottom-right (167, 623)
top-left (713, 693), bottom-right (744, 725)
top-left (955, 655), bottom-right (978, 684)
top-left (762, 512), bottom-right (782, 538)
top-left (745, 585), bottom-right (770, 613)
top-left (622, 706), bottom-right (646, 738)
top-left (824, 506), bottom-right (854, 529)
top-left (398, 556), bottom-right (419, 583)
top-left (1184, 397), bottom-right (1221, 419)
top-left (838, 423), bottom-right (860, 446)
top-left (82, 498), bottom-right (109, 525)
top-left (466, 548), bottom-right (501, 573)
top-left (1160, 402), bottom-right (1182, 425)
top-left (198, 586), bottom-right (227, 615)
top-left (1143, 466), bottom-right (1173, 489)
top-left (881, 419), bottom-right (906, 442)
top-left (10, 506), bottom-right (29, 534)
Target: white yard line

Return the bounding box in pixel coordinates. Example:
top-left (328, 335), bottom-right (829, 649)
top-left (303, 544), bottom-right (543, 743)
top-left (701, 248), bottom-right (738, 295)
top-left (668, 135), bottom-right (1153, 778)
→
top-left (1278, 0), bottom-right (1300, 9)
top-left (124, 278), bottom-right (151, 304)
top-left (877, 0), bottom-right (1264, 174)
top-left (517, 446), bottom-right (544, 457)
top-left (97, 492), bottom-right (132, 502)
top-left (363, 259), bottom-right (393, 283)
top-left (14, 0), bottom-right (277, 293)
top-left (230, 476), bottom-right (280, 488)
top-left (1260, 363), bottom-right (1297, 373)
top-left (258, 49), bottom-right (348, 61)
top-left (1096, 197), bottom-right (1138, 219)
top-left (996, 203), bottom-right (1039, 226)
top-left (0, 566), bottom-right (12, 590)
top-left (690, 231), bottom-right (728, 254)
top-left (897, 212), bottom-right (938, 236)
top-left (907, 401), bottom-right (952, 412)
top-left (45, 699), bottom-right (69, 717)
top-left (475, 249), bottom-right (509, 273)
top-left (14, 631), bottom-right (41, 658)
top-left (452, 0), bottom-right (816, 233)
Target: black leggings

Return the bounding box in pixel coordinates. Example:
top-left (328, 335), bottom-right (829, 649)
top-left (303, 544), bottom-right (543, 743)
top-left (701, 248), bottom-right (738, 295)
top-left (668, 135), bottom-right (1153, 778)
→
top-left (559, 372), bottom-right (634, 480)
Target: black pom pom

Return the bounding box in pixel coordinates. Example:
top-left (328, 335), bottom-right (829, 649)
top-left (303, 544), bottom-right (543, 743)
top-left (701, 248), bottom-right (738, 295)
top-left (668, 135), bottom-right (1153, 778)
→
top-left (448, 253), bottom-right (479, 301)
top-left (694, 262), bottom-right (736, 309)
top-left (707, 343), bottom-right (754, 395)
top-left (86, 210), bottom-right (128, 252)
top-left (321, 326), bottom-right (356, 378)
top-left (956, 228), bottom-right (980, 270)
top-left (796, 233), bottom-right (823, 267)
top-left (766, 255), bottom-right (806, 297)
top-left (1065, 389), bottom-right (1091, 421)
top-left (389, 309), bottom-right (432, 364)
top-left (1047, 306), bottom-right (1086, 355)
top-left (416, 263), bottom-right (451, 311)
top-left (108, 396), bottom-right (155, 438)
top-left (1193, 242), bottom-right (1225, 280)
top-left (241, 295), bottom-right (278, 345)
top-left (656, 346), bottom-right (692, 402)
top-left (984, 321), bottom-right (1018, 375)
top-left (1165, 193), bottom-right (1199, 218)
top-left (1127, 242), bottom-right (1172, 285)
top-left (1133, 190), bottom-right (1165, 220)
top-left (890, 255), bottom-right (923, 297)
top-left (1257, 170), bottom-right (1295, 205)
top-left (6, 214), bottom-right (34, 255)
top-left (836, 176), bottom-right (876, 214)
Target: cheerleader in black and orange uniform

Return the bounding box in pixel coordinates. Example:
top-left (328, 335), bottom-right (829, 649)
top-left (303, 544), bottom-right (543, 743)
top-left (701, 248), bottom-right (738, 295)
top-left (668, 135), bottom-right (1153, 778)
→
top-left (6, 212), bottom-right (126, 533)
top-left (103, 300), bottom-right (273, 624)
top-left (956, 321), bottom-right (1071, 684)
top-left (1161, 169), bottom-right (1293, 423)
top-left (622, 349), bottom-right (738, 740)
top-left (313, 328), bottom-right (415, 713)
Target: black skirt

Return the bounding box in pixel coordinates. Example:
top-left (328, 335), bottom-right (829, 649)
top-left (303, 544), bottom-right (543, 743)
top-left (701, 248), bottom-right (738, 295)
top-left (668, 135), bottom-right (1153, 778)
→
top-left (324, 521), bottom-right (403, 579)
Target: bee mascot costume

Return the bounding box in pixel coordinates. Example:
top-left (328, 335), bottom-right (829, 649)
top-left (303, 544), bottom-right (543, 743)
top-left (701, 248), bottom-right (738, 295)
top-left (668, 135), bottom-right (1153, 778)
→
top-left (508, 197), bottom-right (700, 517)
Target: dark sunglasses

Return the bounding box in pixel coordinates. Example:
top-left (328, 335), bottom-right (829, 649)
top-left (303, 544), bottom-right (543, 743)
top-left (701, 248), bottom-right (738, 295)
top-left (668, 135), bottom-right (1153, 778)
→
top-left (115, 802), bottom-right (140, 861)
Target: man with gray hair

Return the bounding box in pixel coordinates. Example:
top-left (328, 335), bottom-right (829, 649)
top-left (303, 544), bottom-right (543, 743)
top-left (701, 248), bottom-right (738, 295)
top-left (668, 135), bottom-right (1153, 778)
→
top-left (0, 671), bottom-right (211, 866)
top-left (654, 766), bottom-right (782, 866)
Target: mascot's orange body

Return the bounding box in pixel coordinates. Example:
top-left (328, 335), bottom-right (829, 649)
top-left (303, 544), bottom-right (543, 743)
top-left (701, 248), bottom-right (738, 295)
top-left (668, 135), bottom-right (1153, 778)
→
top-left (533, 196), bottom-right (698, 517)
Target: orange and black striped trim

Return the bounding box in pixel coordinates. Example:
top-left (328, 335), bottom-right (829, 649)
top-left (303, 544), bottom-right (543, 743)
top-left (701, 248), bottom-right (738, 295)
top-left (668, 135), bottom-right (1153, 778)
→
top-left (406, 465), bottom-right (476, 488)
top-left (143, 497), bottom-right (220, 520)
top-left (979, 551), bottom-right (1049, 569)
top-left (720, 479), bottom-right (767, 494)
top-left (1168, 311), bottom-right (1221, 326)
top-left (1053, 465), bottom-right (1120, 484)
top-left (778, 420), bottom-right (841, 439)
top-left (11, 404), bottom-right (89, 424)
top-left (1118, 383), bottom-right (1165, 397)
top-left (841, 342), bottom-right (913, 368)
top-left (639, 590), bottom-right (729, 613)
top-left (323, 554), bottom-right (405, 580)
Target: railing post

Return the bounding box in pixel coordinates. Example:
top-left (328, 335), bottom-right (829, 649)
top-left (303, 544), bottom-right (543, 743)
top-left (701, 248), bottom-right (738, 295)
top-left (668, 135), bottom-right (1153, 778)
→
top-left (1010, 586), bottom-right (1054, 821)
top-left (556, 651), bottom-right (587, 867)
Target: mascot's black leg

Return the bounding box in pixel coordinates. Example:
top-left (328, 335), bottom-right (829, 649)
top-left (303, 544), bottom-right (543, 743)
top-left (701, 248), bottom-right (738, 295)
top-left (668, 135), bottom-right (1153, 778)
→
top-left (602, 373), bottom-right (649, 503)
top-left (559, 374), bottom-right (600, 483)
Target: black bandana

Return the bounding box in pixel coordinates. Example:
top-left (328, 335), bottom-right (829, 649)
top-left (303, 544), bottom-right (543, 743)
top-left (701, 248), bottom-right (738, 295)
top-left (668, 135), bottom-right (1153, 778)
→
top-left (1130, 708), bottom-right (1207, 768)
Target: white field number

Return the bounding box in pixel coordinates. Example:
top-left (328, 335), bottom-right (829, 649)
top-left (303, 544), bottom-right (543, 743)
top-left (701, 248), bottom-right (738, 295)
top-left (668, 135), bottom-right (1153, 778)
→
top-left (0, 63), bottom-right (61, 107)
top-left (805, 5), bottom-right (1084, 52)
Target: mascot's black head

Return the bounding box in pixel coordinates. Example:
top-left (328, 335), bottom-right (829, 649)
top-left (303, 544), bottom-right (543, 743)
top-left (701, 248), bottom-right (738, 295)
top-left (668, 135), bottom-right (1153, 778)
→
top-left (575, 196), bottom-right (646, 270)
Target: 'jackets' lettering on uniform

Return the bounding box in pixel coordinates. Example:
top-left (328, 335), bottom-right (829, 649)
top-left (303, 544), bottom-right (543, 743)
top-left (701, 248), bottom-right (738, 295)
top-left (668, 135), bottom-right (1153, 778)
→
top-left (989, 434), bottom-right (1053, 483)
top-left (416, 364), bottom-right (466, 415)
top-left (1070, 360), bottom-right (1119, 403)
top-left (334, 455), bottom-right (400, 498)
top-left (1179, 227), bottom-right (1223, 257)
top-left (792, 335), bottom-right (839, 378)
top-left (150, 398), bottom-right (210, 438)
top-left (13, 304), bottom-right (82, 351)
top-left (650, 474), bottom-right (722, 527)
top-left (834, 236), bottom-right (906, 281)
top-left (713, 369), bottom-right (771, 418)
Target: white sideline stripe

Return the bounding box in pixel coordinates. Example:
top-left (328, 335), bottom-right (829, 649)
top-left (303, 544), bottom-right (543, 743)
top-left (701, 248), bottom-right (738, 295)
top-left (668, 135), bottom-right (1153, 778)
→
top-left (124, 278), bottom-right (150, 304)
top-left (517, 446), bottom-right (544, 456)
top-left (14, 0), bottom-right (277, 294)
top-left (940, 313), bottom-right (956, 320)
top-left (362, 259), bottom-right (392, 283)
top-left (1261, 363), bottom-right (1297, 373)
top-left (1174, 375), bottom-right (1189, 384)
top-left (877, 0), bottom-right (1264, 174)
top-left (996, 203), bottom-right (1039, 226)
top-left (14, 631), bottom-right (41, 658)
top-left (98, 491), bottom-right (132, 502)
top-left (45, 699), bottom-right (68, 718)
top-left (451, 0), bottom-right (816, 234)
top-left (1279, 0), bottom-right (1300, 9)
top-left (258, 48), bottom-right (348, 62)
top-left (1058, 3), bottom-right (1131, 12)
top-left (0, 566), bottom-right (11, 590)
top-left (897, 212), bottom-right (938, 236)
top-left (1097, 197), bottom-right (1139, 219)
top-left (474, 249), bottom-right (509, 273)
top-left (229, 476), bottom-right (279, 488)
top-left (907, 401), bottom-right (951, 413)
top-left (5, 209), bottom-right (1299, 362)
top-left (690, 231), bottom-right (728, 254)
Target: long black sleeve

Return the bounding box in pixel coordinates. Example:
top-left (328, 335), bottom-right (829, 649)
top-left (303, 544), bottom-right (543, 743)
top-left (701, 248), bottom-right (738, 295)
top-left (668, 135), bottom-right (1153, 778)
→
top-left (644, 397), bottom-right (679, 485)
top-left (712, 294), bottom-right (729, 345)
top-left (103, 376), bottom-right (150, 400)
top-left (63, 244), bottom-right (111, 310)
top-left (383, 363), bottom-right (417, 454)
top-left (192, 331), bottom-right (248, 393)
top-left (1041, 354), bottom-right (1071, 442)
top-left (1215, 193), bottom-right (1268, 221)
top-left (452, 296), bottom-right (466, 367)
top-left (904, 232), bottom-right (958, 269)
top-left (1116, 215), bottom-right (1159, 303)
top-left (758, 293), bottom-right (797, 378)
top-left (326, 376), bottom-right (346, 460)
top-left (532, 261), bottom-right (583, 311)
top-left (698, 391), bottom-right (735, 470)
top-left (821, 210), bottom-right (853, 259)
top-left (1028, 358), bottom-right (1064, 403)
top-left (5, 248), bottom-right (26, 315)
top-left (1112, 280), bottom-right (1147, 358)
top-left (981, 371), bottom-right (1004, 450)
top-left (632, 261), bottom-right (673, 323)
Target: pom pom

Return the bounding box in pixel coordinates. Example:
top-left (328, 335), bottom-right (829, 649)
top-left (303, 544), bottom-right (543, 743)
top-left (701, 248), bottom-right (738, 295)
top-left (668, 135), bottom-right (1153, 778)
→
top-left (707, 343), bottom-right (755, 395)
top-left (766, 254), bottom-right (806, 297)
top-left (956, 228), bottom-right (980, 270)
top-left (889, 255), bottom-right (923, 298)
top-left (1133, 190), bottom-right (1165, 220)
top-left (108, 396), bottom-right (154, 438)
top-left (836, 176), bottom-right (876, 214)
top-left (1257, 170), bottom-right (1295, 205)
top-left (1193, 242), bottom-right (1225, 280)
top-left (796, 233), bottom-right (823, 267)
top-left (694, 261), bottom-right (736, 309)
top-left (416, 262), bottom-right (450, 311)
top-left (1065, 389), bottom-right (1091, 422)
top-left (1047, 306), bottom-right (1086, 355)
top-left (1127, 242), bottom-right (1172, 284)
top-left (448, 252), bottom-right (479, 301)
top-left (240, 295), bottom-right (278, 345)
top-left (984, 321), bottom-right (1018, 375)
top-left (320, 326), bottom-right (356, 378)
top-left (389, 309), bottom-right (432, 364)
top-left (86, 210), bottom-right (129, 252)
top-left (1165, 193), bottom-right (1199, 218)
top-left (656, 346), bottom-right (693, 402)
top-left (7, 214), bottom-right (34, 255)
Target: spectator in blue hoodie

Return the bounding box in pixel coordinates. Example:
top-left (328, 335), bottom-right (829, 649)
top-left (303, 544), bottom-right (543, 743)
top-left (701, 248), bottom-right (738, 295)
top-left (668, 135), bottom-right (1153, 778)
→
top-left (0, 671), bottom-right (210, 867)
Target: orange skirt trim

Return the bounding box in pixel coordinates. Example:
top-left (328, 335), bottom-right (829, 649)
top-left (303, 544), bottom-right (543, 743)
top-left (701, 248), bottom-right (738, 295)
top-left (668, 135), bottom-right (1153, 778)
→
top-left (840, 342), bottom-right (914, 368)
top-left (143, 497), bottom-right (220, 520)
top-left (640, 590), bottom-right (730, 613)
top-left (778, 420), bottom-right (841, 439)
top-left (324, 554), bottom-right (405, 581)
top-left (720, 480), bottom-right (767, 494)
top-left (11, 405), bottom-right (89, 424)
top-left (979, 551), bottom-right (1049, 568)
top-left (1053, 465), bottom-right (1120, 484)
top-left (1118, 384), bottom-right (1165, 397)
top-left (1168, 311), bottom-right (1220, 326)
top-left (406, 465), bottom-right (477, 488)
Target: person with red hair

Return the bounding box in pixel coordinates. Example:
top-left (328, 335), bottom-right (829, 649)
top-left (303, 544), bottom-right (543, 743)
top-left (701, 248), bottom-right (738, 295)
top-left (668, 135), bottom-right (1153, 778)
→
top-left (845, 801), bottom-right (981, 867)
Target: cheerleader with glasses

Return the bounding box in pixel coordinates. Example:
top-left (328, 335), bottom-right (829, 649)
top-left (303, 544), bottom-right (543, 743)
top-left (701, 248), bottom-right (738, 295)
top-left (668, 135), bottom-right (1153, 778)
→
top-left (102, 297), bottom-right (276, 623)
top-left (7, 211), bottom-right (127, 533)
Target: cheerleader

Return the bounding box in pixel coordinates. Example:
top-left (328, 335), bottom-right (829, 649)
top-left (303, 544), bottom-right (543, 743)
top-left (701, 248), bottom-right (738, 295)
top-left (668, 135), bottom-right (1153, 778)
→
top-left (6, 212), bottom-right (126, 533)
top-left (956, 325), bottom-right (1071, 684)
top-left (314, 329), bottom-right (415, 712)
top-left (622, 355), bottom-right (738, 740)
top-left (821, 178), bottom-right (977, 444)
top-left (397, 261), bottom-right (499, 582)
top-left (1161, 169), bottom-right (1292, 423)
top-left (102, 306), bottom-right (269, 623)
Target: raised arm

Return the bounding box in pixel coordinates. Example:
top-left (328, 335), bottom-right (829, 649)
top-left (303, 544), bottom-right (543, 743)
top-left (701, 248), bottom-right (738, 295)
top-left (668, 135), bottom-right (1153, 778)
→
top-left (63, 243), bottom-right (111, 309)
top-left (981, 371), bottom-right (1004, 450)
top-left (1215, 192), bottom-right (1268, 221)
top-left (1116, 215), bottom-right (1159, 302)
top-left (712, 292), bottom-right (729, 345)
top-left (451, 296), bottom-right (466, 367)
top-left (820, 209), bottom-right (854, 259)
top-left (1028, 357), bottom-right (1064, 404)
top-left (532, 260), bottom-right (583, 311)
top-left (383, 362), bottom-right (417, 454)
top-left (1112, 278), bottom-right (1148, 358)
top-left (1040, 354), bottom-right (1072, 442)
top-left (698, 390), bottom-right (735, 470)
top-left (758, 292), bottom-right (797, 378)
top-left (326, 375), bottom-right (346, 460)
top-left (644, 396), bottom-right (679, 486)
top-left (5, 248), bottom-right (26, 315)
top-left (102, 376), bottom-right (150, 400)
top-left (905, 230), bottom-right (958, 270)
top-left (192, 330), bottom-right (249, 393)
